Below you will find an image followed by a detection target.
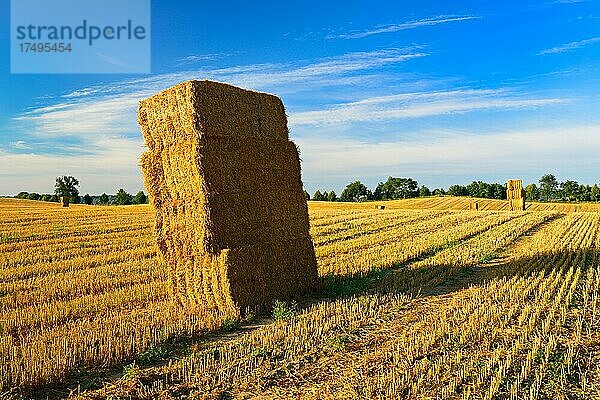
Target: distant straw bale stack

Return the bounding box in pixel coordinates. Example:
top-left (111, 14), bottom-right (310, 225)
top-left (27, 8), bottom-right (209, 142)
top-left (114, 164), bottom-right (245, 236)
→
top-left (507, 179), bottom-right (526, 211)
top-left (138, 80), bottom-right (318, 315)
top-left (60, 196), bottom-right (70, 207)
top-left (470, 202), bottom-right (479, 211)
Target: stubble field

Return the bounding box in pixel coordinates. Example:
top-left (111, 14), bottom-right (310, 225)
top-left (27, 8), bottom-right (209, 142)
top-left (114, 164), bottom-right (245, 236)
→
top-left (0, 197), bottom-right (599, 399)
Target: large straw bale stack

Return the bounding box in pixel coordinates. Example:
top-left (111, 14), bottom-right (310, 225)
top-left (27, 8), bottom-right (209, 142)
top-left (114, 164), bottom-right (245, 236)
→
top-left (507, 179), bottom-right (526, 211)
top-left (138, 80), bottom-right (318, 315)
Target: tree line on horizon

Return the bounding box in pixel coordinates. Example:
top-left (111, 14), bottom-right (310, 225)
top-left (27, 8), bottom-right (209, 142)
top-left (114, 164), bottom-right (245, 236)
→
top-left (14, 174), bottom-right (600, 206)
top-left (307, 174), bottom-right (600, 203)
top-left (14, 176), bottom-right (148, 206)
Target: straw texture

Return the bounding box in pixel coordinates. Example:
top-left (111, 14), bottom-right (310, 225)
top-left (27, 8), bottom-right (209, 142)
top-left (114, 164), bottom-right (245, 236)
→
top-left (139, 80), bottom-right (317, 315)
top-left (507, 179), bottom-right (526, 211)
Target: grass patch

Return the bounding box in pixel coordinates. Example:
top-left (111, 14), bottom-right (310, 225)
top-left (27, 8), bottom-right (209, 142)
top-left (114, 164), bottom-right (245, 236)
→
top-left (137, 345), bottom-right (169, 365)
top-left (272, 300), bottom-right (297, 321)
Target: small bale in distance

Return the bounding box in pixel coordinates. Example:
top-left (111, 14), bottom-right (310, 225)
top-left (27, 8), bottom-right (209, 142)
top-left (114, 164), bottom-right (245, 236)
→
top-left (60, 196), bottom-right (70, 207)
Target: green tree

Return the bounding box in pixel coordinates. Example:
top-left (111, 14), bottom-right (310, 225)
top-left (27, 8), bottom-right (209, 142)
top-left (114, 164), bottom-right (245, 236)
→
top-left (83, 194), bottom-right (93, 205)
top-left (579, 184), bottom-right (591, 202)
top-left (115, 189), bottom-right (132, 205)
top-left (560, 180), bottom-right (580, 201)
top-left (54, 176), bottom-right (80, 199)
top-left (466, 181), bottom-right (490, 198)
top-left (374, 177), bottom-right (418, 200)
top-left (419, 185), bottom-right (431, 197)
top-left (15, 191), bottom-right (29, 199)
top-left (313, 190), bottom-right (325, 201)
top-left (340, 181), bottom-right (370, 202)
top-left (41, 194), bottom-right (53, 202)
top-left (539, 174), bottom-right (559, 201)
top-left (27, 192), bottom-right (40, 201)
top-left (489, 183), bottom-right (507, 200)
top-left (133, 191), bottom-right (148, 205)
top-left (591, 184), bottom-right (600, 202)
top-left (432, 188), bottom-right (445, 196)
top-left (447, 184), bottom-right (468, 196)
top-left (525, 184), bottom-right (539, 201)
top-left (98, 193), bottom-right (110, 205)
top-left (326, 191), bottom-right (337, 202)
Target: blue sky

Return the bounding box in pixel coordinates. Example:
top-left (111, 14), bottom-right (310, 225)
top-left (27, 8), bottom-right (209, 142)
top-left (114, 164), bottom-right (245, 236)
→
top-left (0, 0), bottom-right (599, 195)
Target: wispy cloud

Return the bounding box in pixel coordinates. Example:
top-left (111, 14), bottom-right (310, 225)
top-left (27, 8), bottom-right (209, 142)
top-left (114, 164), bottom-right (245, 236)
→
top-left (330, 15), bottom-right (481, 40)
top-left (552, 0), bottom-right (589, 4)
top-left (174, 53), bottom-right (231, 66)
top-left (10, 140), bottom-right (31, 150)
top-left (538, 36), bottom-right (600, 55)
top-left (14, 48), bottom-right (426, 139)
top-left (2, 47), bottom-right (579, 194)
top-left (289, 89), bottom-right (565, 125)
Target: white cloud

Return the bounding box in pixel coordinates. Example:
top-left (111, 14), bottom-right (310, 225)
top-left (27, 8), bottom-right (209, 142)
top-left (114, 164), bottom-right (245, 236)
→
top-left (538, 37), bottom-right (600, 55)
top-left (296, 125), bottom-right (600, 189)
top-left (289, 89), bottom-right (566, 125)
top-left (2, 48), bottom-right (583, 195)
top-left (10, 140), bottom-right (31, 150)
top-left (331, 15), bottom-right (481, 40)
top-left (0, 137), bottom-right (145, 194)
top-left (174, 53), bottom-right (231, 65)
top-left (552, 0), bottom-right (589, 4)
top-left (15, 48), bottom-right (426, 139)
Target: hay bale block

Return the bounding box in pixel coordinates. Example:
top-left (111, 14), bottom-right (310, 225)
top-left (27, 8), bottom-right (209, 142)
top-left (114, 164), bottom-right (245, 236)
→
top-left (507, 179), bottom-right (525, 211)
top-left (138, 80), bottom-right (318, 315)
top-left (60, 196), bottom-right (70, 207)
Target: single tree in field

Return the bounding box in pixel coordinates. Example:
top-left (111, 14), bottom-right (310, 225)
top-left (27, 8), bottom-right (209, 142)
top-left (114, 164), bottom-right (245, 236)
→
top-left (98, 193), bottom-right (110, 205)
top-left (539, 174), bottom-right (559, 201)
top-left (115, 189), bottom-right (132, 205)
top-left (525, 183), bottom-right (539, 201)
top-left (83, 194), bottom-right (93, 205)
top-left (133, 191), bottom-right (148, 205)
top-left (327, 191), bottom-right (338, 202)
top-left (54, 176), bottom-right (80, 203)
top-left (340, 181), bottom-right (371, 202)
top-left (419, 185), bottom-right (431, 197)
